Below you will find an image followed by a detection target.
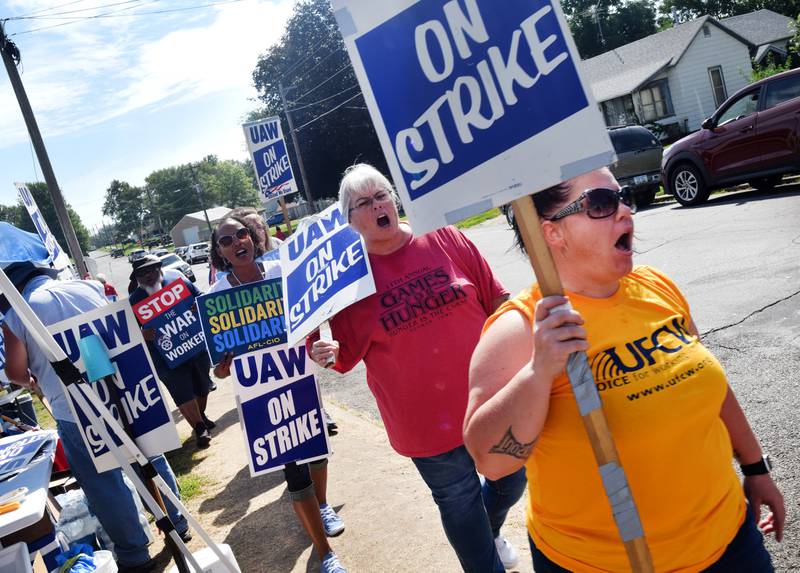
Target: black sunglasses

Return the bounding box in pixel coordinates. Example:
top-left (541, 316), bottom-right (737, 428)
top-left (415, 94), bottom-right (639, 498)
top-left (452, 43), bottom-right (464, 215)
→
top-left (547, 187), bottom-right (635, 221)
top-left (217, 227), bottom-right (250, 247)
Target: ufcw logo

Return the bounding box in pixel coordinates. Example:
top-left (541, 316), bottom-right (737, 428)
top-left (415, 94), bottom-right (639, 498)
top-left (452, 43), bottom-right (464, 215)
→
top-left (592, 317), bottom-right (693, 379)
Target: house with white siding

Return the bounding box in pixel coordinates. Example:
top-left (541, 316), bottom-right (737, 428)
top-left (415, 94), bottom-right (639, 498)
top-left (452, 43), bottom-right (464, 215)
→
top-left (581, 9), bottom-right (795, 138)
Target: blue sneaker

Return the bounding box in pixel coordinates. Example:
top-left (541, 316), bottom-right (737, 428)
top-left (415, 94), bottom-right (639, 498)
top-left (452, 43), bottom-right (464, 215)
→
top-left (319, 503), bottom-right (345, 537)
top-left (320, 552), bottom-right (347, 573)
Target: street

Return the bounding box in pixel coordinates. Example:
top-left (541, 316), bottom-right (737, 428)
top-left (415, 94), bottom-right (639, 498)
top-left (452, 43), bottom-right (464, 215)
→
top-left (89, 185), bottom-right (799, 570)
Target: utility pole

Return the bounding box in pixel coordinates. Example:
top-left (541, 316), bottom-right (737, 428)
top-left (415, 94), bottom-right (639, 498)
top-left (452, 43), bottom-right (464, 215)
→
top-left (1, 22), bottom-right (89, 276)
top-left (278, 81), bottom-right (314, 208)
top-left (187, 164), bottom-right (213, 236)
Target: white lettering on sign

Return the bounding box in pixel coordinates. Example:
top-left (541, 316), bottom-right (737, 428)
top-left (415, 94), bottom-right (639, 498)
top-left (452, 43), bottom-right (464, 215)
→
top-left (289, 239), bottom-right (364, 326)
top-left (135, 281), bottom-right (189, 322)
top-left (252, 389), bottom-right (322, 465)
top-left (396, 2), bottom-right (568, 189)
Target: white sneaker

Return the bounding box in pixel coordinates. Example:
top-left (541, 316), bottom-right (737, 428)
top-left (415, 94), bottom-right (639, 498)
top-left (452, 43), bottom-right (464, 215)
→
top-left (494, 535), bottom-right (519, 570)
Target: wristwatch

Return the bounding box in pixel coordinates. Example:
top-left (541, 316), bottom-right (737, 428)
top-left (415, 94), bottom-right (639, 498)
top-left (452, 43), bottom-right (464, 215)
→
top-left (740, 455), bottom-right (772, 476)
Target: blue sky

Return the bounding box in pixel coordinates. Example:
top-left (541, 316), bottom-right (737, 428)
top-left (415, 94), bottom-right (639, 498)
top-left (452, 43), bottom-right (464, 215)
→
top-left (0, 0), bottom-right (295, 232)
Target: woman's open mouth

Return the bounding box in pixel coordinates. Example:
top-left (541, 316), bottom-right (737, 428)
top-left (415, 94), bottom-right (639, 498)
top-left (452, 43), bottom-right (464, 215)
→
top-left (377, 214), bottom-right (390, 228)
top-left (615, 231), bottom-right (633, 253)
top-left (234, 247), bottom-right (249, 258)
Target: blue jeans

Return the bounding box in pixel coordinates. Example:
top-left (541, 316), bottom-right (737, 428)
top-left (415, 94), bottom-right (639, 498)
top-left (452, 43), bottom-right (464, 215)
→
top-left (528, 506), bottom-right (774, 572)
top-left (57, 420), bottom-right (188, 567)
top-left (412, 445), bottom-right (527, 573)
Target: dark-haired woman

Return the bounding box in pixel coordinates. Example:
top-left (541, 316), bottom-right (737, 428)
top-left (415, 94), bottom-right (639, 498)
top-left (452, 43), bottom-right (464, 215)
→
top-left (207, 216), bottom-right (347, 573)
top-left (464, 167), bottom-right (784, 572)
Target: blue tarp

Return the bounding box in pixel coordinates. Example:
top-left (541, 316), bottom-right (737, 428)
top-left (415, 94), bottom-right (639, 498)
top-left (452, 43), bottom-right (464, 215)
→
top-left (0, 222), bottom-right (52, 266)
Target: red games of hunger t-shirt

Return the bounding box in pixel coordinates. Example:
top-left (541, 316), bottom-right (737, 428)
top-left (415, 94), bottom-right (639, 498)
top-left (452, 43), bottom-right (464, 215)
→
top-left (309, 225), bottom-right (507, 458)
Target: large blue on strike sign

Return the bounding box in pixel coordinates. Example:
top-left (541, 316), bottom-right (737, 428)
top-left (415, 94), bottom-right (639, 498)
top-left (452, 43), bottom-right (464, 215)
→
top-left (356, 0), bottom-right (586, 200)
top-left (334, 0), bottom-right (614, 235)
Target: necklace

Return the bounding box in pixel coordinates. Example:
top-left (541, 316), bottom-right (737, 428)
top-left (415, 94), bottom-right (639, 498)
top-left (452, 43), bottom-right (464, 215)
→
top-left (231, 263), bottom-right (262, 286)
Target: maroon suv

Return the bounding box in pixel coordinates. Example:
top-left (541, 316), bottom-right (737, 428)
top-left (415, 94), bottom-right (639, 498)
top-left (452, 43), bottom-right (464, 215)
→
top-left (662, 68), bottom-right (800, 206)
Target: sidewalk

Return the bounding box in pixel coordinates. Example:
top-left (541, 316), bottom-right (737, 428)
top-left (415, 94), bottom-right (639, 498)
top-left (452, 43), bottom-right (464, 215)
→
top-left (149, 380), bottom-right (534, 573)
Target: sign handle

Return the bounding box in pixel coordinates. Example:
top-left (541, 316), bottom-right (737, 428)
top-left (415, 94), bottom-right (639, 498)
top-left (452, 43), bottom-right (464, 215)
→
top-left (279, 198), bottom-right (294, 234)
top-left (510, 197), bottom-right (655, 573)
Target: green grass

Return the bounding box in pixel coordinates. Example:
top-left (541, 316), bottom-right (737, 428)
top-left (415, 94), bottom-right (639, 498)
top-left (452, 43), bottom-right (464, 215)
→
top-left (32, 395), bottom-right (56, 429)
top-left (455, 208), bottom-right (502, 229)
top-left (165, 443), bottom-right (214, 501)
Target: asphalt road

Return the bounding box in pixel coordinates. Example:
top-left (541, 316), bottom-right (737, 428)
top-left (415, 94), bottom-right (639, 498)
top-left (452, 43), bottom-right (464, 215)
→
top-left (90, 184), bottom-right (799, 569)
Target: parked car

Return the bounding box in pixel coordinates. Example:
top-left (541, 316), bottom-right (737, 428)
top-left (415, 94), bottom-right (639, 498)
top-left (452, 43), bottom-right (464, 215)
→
top-left (174, 246), bottom-right (188, 258)
top-left (607, 125), bottom-right (663, 206)
top-left (111, 248), bottom-right (124, 258)
top-left (159, 254), bottom-right (196, 282)
top-left (662, 67), bottom-right (800, 206)
top-left (128, 249), bottom-right (146, 263)
top-left (150, 248), bottom-right (169, 258)
top-left (185, 243), bottom-right (210, 264)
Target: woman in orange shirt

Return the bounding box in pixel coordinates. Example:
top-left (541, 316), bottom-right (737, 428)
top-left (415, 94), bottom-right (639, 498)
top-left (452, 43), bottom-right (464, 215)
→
top-left (463, 167), bottom-right (784, 572)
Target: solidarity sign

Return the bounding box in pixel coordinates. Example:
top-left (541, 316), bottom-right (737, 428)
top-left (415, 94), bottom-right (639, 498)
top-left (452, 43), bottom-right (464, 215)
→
top-left (49, 300), bottom-right (179, 473)
top-left (132, 280), bottom-right (205, 368)
top-left (243, 117), bottom-right (298, 201)
top-left (281, 203), bottom-right (375, 346)
top-left (232, 343), bottom-right (330, 476)
top-left (332, 0), bottom-right (614, 234)
top-left (197, 279), bottom-right (287, 365)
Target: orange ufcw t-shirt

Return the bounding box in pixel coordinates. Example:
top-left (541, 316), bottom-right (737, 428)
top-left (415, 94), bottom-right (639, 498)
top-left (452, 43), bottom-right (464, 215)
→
top-left (484, 266), bottom-right (745, 573)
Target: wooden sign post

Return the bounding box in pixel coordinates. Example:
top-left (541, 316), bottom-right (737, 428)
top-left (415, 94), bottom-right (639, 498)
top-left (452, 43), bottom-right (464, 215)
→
top-left (512, 196), bottom-right (654, 573)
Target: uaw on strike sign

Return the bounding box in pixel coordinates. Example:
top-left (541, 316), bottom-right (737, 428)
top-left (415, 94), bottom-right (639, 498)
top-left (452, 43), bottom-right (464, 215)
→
top-left (132, 280), bottom-right (205, 368)
top-left (281, 203), bottom-right (375, 346)
top-left (48, 301), bottom-right (179, 473)
top-left (332, 0), bottom-right (615, 234)
top-left (243, 117), bottom-right (298, 201)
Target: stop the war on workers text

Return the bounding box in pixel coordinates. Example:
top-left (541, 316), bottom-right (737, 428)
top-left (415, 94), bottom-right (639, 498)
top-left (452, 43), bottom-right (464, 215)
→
top-left (197, 278), bottom-right (287, 364)
top-left (132, 279), bottom-right (205, 369)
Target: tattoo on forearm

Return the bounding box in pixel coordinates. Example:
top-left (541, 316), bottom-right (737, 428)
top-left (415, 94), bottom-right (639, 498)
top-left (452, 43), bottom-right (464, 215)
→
top-left (489, 427), bottom-right (536, 459)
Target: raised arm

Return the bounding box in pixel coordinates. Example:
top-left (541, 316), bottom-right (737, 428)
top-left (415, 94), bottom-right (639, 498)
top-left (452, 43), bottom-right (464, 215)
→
top-left (464, 296), bottom-right (587, 480)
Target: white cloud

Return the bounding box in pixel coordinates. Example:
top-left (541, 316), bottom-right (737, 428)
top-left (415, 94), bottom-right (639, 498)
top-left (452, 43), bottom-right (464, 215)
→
top-left (0, 0), bottom-right (294, 148)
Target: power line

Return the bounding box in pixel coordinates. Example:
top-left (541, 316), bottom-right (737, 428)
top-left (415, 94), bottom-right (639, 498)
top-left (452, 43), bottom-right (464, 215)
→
top-left (8, 0), bottom-right (247, 35)
top-left (11, 0), bottom-right (88, 19)
top-left (294, 91), bottom-right (363, 133)
top-left (287, 84), bottom-right (359, 112)
top-left (8, 0), bottom-right (148, 20)
top-left (285, 44), bottom-right (344, 86)
top-left (288, 63), bottom-right (351, 103)
top-left (281, 41), bottom-right (334, 78)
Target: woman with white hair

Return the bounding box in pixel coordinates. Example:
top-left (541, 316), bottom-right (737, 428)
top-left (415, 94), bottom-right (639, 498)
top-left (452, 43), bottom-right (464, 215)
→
top-left (309, 164), bottom-right (526, 572)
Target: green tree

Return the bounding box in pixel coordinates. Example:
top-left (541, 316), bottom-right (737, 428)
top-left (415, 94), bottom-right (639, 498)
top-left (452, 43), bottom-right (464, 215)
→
top-left (13, 182), bottom-right (90, 253)
top-left (202, 160), bottom-right (260, 209)
top-left (251, 0), bottom-right (389, 201)
top-left (661, 0), bottom-right (799, 21)
top-left (103, 180), bottom-right (145, 240)
top-left (563, 0), bottom-right (658, 59)
top-left (0, 204), bottom-right (24, 228)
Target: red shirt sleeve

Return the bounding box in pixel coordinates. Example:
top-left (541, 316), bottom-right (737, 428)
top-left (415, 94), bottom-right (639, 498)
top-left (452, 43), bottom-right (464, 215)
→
top-left (439, 226), bottom-right (508, 315)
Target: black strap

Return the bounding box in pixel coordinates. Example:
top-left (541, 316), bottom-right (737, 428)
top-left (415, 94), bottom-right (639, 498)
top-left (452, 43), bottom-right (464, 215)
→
top-left (50, 358), bottom-right (84, 386)
top-left (141, 461), bottom-right (159, 480)
top-left (155, 516), bottom-right (175, 533)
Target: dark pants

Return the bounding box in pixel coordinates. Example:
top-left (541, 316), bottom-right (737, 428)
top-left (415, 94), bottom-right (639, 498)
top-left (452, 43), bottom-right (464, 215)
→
top-left (412, 445), bottom-right (527, 573)
top-left (528, 508), bottom-right (774, 572)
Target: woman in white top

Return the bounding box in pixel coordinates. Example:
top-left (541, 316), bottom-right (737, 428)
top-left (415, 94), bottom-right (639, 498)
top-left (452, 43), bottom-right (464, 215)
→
top-left (207, 215), bottom-right (347, 573)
